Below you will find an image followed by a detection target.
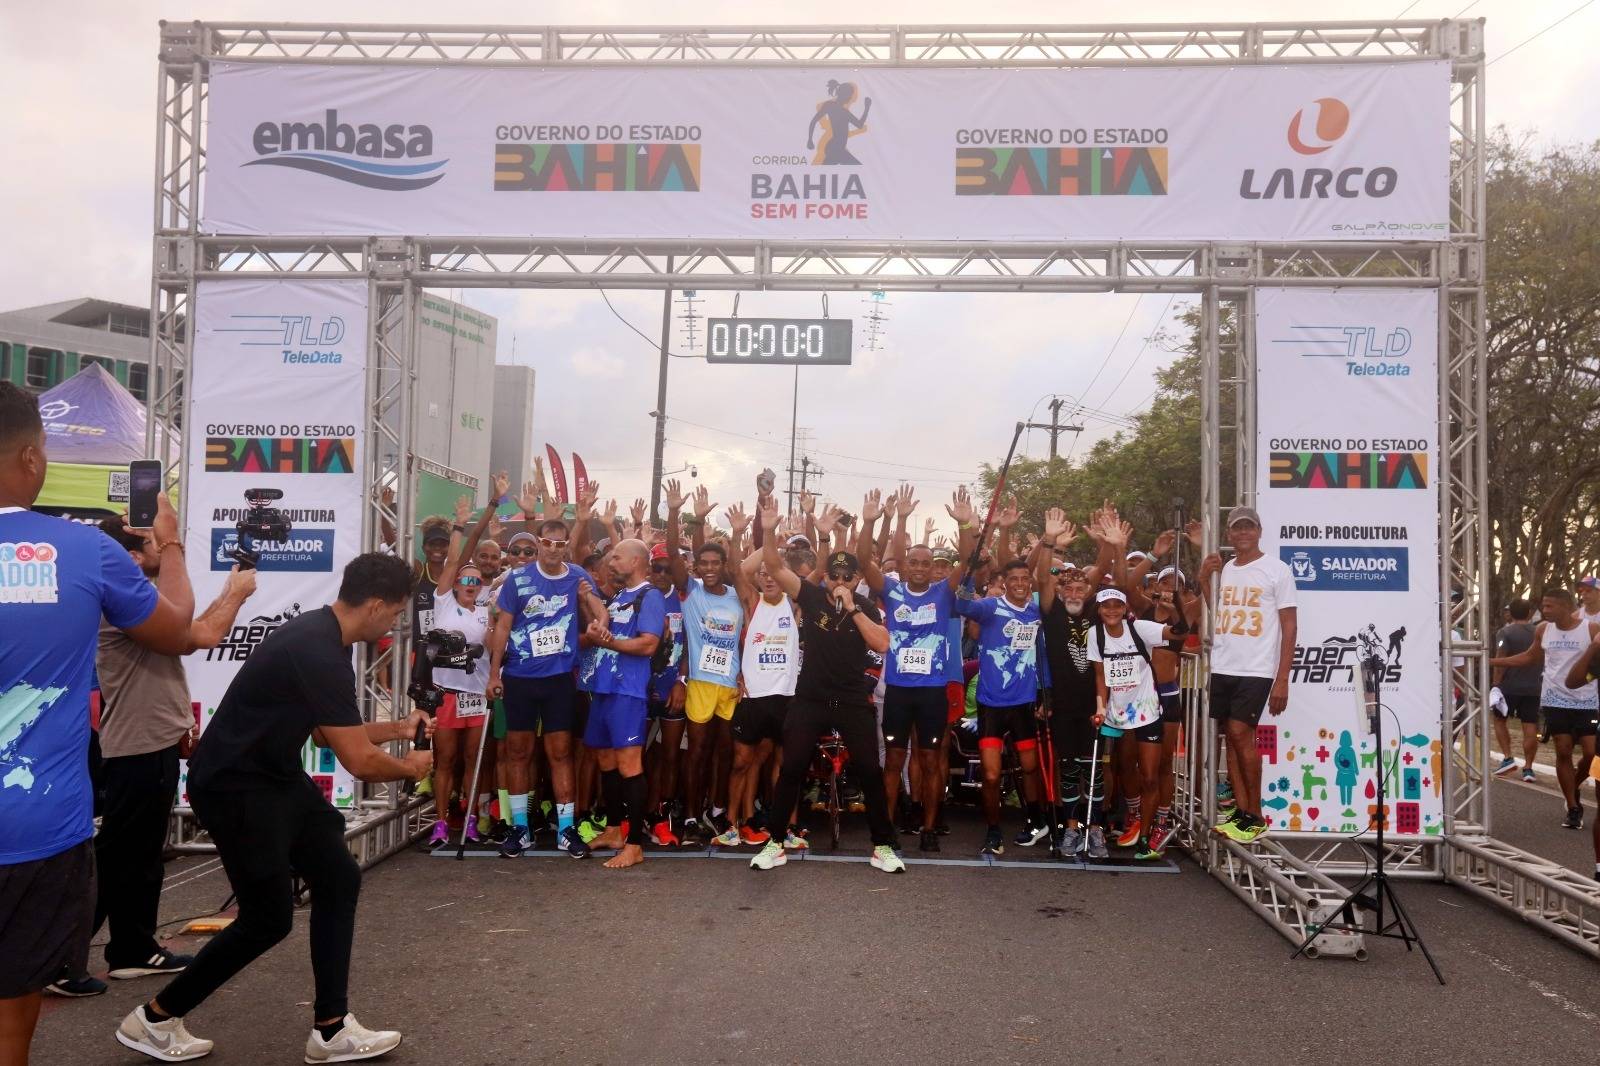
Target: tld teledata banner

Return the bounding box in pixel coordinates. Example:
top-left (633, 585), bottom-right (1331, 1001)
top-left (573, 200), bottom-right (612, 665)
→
top-left (180, 278), bottom-right (369, 810)
top-left (202, 61), bottom-right (1448, 242)
top-left (1254, 287), bottom-right (1442, 836)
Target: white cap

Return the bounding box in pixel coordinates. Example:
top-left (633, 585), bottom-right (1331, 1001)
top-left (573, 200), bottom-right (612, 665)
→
top-left (1095, 588), bottom-right (1128, 604)
top-left (1157, 566), bottom-right (1187, 586)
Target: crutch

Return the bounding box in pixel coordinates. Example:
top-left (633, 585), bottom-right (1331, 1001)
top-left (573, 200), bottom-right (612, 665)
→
top-left (455, 697), bottom-right (494, 860)
top-left (1078, 696), bottom-right (1107, 856)
top-left (1036, 692), bottom-right (1064, 860)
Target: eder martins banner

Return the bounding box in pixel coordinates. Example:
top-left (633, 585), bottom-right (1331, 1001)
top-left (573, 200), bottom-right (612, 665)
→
top-left (202, 61), bottom-right (1449, 242)
top-left (179, 278), bottom-right (369, 811)
top-left (1253, 287), bottom-right (1442, 837)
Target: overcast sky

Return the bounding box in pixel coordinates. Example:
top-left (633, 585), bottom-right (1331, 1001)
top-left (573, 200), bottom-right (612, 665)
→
top-left (2, 0), bottom-right (1593, 532)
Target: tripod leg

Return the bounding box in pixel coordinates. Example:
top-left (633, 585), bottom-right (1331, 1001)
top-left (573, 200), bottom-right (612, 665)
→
top-left (456, 715), bottom-right (492, 859)
top-left (1381, 881), bottom-right (1445, 984)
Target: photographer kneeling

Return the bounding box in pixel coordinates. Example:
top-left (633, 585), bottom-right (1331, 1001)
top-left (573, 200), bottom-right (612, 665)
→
top-left (116, 553), bottom-right (433, 1064)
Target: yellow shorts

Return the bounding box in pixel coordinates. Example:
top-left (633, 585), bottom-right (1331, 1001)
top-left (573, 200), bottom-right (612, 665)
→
top-left (684, 679), bottom-right (739, 725)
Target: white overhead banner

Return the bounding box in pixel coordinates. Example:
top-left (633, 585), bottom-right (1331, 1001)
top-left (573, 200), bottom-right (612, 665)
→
top-left (1254, 287), bottom-right (1442, 837)
top-left (179, 278), bottom-right (369, 810)
top-left (202, 60), bottom-right (1449, 242)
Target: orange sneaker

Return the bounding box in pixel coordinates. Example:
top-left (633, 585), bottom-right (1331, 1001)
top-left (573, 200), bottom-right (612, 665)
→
top-left (1115, 818), bottom-right (1142, 849)
top-left (739, 823), bottom-right (771, 846)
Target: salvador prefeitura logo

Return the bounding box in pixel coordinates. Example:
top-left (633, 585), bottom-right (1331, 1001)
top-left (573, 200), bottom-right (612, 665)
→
top-left (246, 110), bottom-right (447, 191)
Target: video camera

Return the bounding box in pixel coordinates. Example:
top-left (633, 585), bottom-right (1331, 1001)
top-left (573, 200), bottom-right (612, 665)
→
top-left (406, 628), bottom-right (486, 712)
top-left (233, 488), bottom-right (292, 570)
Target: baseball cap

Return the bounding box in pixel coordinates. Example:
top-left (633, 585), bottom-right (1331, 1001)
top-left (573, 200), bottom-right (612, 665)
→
top-left (1580, 576), bottom-right (1599, 590)
top-left (932, 547), bottom-right (958, 564)
top-left (1157, 566), bottom-right (1187, 586)
top-left (1227, 505), bottom-right (1262, 529)
top-left (826, 550), bottom-right (860, 576)
top-left (1096, 588), bottom-right (1128, 604)
top-left (787, 533), bottom-right (812, 548)
top-left (423, 529), bottom-right (450, 545)
top-left (649, 544), bottom-right (669, 561)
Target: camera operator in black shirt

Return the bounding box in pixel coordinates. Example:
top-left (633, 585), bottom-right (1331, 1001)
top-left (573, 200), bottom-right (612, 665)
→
top-left (116, 553), bottom-right (433, 1064)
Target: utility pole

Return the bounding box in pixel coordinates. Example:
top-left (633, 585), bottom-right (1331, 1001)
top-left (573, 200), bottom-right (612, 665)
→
top-left (797, 455), bottom-right (823, 499)
top-left (648, 255), bottom-right (674, 524)
top-left (1024, 398), bottom-right (1084, 462)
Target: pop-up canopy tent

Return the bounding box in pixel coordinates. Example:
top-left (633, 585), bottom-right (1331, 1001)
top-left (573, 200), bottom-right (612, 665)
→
top-left (33, 363), bottom-right (177, 517)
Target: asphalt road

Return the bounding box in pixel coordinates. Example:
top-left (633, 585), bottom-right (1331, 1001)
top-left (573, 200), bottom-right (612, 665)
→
top-left (32, 778), bottom-right (1600, 1066)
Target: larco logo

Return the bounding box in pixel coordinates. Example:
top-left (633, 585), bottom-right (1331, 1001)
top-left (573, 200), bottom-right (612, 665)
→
top-left (1287, 97), bottom-right (1349, 155)
top-left (1241, 98), bottom-right (1396, 201)
top-left (248, 109), bottom-right (447, 191)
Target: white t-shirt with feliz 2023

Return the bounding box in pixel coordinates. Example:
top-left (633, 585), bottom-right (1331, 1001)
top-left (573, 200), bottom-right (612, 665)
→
top-left (1210, 554), bottom-right (1298, 680)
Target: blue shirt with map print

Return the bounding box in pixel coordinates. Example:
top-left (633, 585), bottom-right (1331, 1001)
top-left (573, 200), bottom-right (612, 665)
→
top-left (957, 594), bottom-right (1044, 707)
top-left (1, 509), bottom-right (158, 864)
top-left (496, 563), bottom-right (595, 680)
top-left (882, 576), bottom-right (957, 689)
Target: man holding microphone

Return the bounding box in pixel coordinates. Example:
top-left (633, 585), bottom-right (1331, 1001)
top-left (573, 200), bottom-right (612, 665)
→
top-left (116, 553), bottom-right (434, 1063)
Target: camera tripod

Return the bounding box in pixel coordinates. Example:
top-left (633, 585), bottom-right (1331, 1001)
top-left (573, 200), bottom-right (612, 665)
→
top-left (1289, 654), bottom-right (1443, 983)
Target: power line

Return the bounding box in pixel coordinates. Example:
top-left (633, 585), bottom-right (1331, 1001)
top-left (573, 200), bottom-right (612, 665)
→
top-left (1393, 0), bottom-right (1423, 17)
top-left (1491, 0), bottom-right (1595, 64)
top-left (1093, 294), bottom-right (1181, 411)
top-left (1069, 294), bottom-right (1144, 417)
top-left (596, 288), bottom-right (703, 359)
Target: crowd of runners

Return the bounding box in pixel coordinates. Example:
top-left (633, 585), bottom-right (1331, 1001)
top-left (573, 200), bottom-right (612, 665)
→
top-left (409, 468), bottom-right (1310, 874)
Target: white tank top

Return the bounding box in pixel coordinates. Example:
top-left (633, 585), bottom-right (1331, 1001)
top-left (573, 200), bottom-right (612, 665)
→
top-left (1540, 620), bottom-right (1598, 710)
top-left (431, 589), bottom-right (491, 695)
top-left (742, 596), bottom-right (799, 698)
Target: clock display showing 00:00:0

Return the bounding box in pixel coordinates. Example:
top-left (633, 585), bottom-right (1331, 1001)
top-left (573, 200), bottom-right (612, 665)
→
top-left (708, 321), bottom-right (831, 360)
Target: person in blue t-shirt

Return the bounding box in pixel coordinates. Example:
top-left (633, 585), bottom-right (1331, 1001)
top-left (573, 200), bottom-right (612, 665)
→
top-left (579, 540), bottom-right (666, 870)
top-left (0, 383), bottom-right (195, 1060)
top-left (487, 517), bottom-right (605, 859)
top-left (856, 484), bottom-right (975, 853)
top-left (644, 544), bottom-right (686, 842)
top-left (957, 544), bottom-right (1053, 856)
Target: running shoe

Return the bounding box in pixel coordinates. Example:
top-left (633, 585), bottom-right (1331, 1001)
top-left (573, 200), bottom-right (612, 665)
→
top-left (1216, 779), bottom-right (1237, 821)
top-left (804, 782), bottom-right (824, 811)
top-left (487, 819), bottom-right (510, 844)
top-left (920, 829), bottom-right (940, 853)
top-left (109, 949), bottom-right (192, 980)
top-left (934, 816), bottom-right (951, 836)
top-left (414, 773), bottom-right (432, 798)
top-left (577, 814), bottom-right (607, 844)
top-left (1014, 822), bottom-right (1049, 847)
top-left (116, 1007), bottom-right (214, 1061)
top-left (1141, 820), bottom-right (1174, 859)
top-left (1521, 769), bottom-right (1536, 783)
top-left (46, 973), bottom-right (107, 997)
top-left (1219, 813), bottom-right (1269, 844)
top-left (897, 800), bottom-right (921, 835)
top-left (499, 825), bottom-right (530, 858)
top-left (650, 809), bottom-right (681, 847)
top-left (784, 826), bottom-right (810, 851)
top-left (750, 841), bottom-right (788, 870)
top-left (703, 807), bottom-right (732, 836)
top-left (870, 845), bottom-right (906, 874)
top-left (845, 789), bottom-right (866, 815)
top-left (1115, 818), bottom-right (1143, 849)
top-left (681, 815), bottom-right (701, 842)
top-left (1492, 756), bottom-right (1518, 776)
top-left (304, 1013), bottom-right (403, 1063)
top-left (1058, 826), bottom-right (1083, 856)
top-left (982, 827), bottom-right (1004, 855)
top-left (739, 823), bottom-right (771, 846)
top-left (1563, 806), bottom-right (1583, 830)
top-left (428, 821), bottom-right (450, 847)
top-left (1212, 809), bottom-right (1241, 835)
top-left (711, 825), bottom-right (741, 847)
top-left (558, 825), bottom-right (591, 859)
top-left (463, 819), bottom-right (482, 844)
top-left (1085, 825), bottom-right (1109, 859)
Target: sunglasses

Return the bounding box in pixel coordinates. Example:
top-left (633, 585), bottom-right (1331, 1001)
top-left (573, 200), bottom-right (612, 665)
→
top-left (650, 562), bottom-right (671, 573)
top-left (538, 537), bottom-right (568, 549)
top-left (506, 546), bottom-right (535, 557)
top-left (457, 576), bottom-right (482, 588)
top-left (827, 569), bottom-right (856, 582)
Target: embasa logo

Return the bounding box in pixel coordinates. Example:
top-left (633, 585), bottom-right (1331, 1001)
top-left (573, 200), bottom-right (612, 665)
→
top-left (248, 110), bottom-right (446, 190)
top-left (1287, 98), bottom-right (1350, 155)
top-left (1242, 98), bottom-right (1396, 201)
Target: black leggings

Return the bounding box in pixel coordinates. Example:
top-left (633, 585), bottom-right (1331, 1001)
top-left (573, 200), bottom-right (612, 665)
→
top-left (770, 695), bottom-right (896, 848)
top-left (155, 781), bottom-right (360, 1021)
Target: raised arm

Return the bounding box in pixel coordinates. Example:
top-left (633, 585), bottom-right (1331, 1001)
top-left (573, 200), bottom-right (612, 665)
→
top-left (726, 503), bottom-right (754, 601)
top-left (1490, 623), bottom-right (1546, 669)
top-left (891, 483), bottom-right (917, 560)
top-left (569, 480), bottom-right (599, 564)
top-left (993, 497), bottom-right (1019, 568)
top-left (662, 478), bottom-right (691, 596)
top-left (946, 487), bottom-right (980, 591)
top-left (856, 489), bottom-right (887, 595)
top-left (758, 496), bottom-right (803, 599)
top-left (689, 485), bottom-right (716, 555)
top-left (183, 567), bottom-right (258, 654)
top-left (1037, 509), bottom-right (1073, 614)
top-left (119, 494), bottom-right (196, 655)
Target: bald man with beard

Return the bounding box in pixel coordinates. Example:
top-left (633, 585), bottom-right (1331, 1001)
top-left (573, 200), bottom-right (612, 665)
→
top-left (582, 540), bottom-right (668, 870)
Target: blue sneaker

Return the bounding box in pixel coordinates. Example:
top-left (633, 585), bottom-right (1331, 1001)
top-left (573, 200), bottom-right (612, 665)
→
top-left (499, 825), bottom-right (529, 858)
top-left (559, 825), bottom-right (591, 859)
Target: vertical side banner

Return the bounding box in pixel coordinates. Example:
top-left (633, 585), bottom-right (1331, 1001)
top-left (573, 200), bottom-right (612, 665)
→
top-left (180, 279), bottom-right (368, 810)
top-left (545, 444), bottom-right (569, 504)
top-left (1254, 287), bottom-right (1441, 836)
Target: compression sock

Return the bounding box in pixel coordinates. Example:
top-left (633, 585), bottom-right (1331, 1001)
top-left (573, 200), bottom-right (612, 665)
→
top-left (1125, 797), bottom-right (1143, 823)
top-left (497, 789), bottom-right (512, 823)
top-left (1155, 805), bottom-right (1172, 827)
top-left (601, 769), bottom-right (625, 825)
top-left (509, 793), bottom-right (529, 830)
top-left (624, 773), bottom-right (650, 845)
top-left (557, 802), bottom-right (576, 836)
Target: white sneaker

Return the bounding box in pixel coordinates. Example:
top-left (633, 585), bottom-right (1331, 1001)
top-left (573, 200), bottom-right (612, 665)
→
top-left (304, 1014), bottom-right (403, 1063)
top-left (870, 845), bottom-right (906, 874)
top-left (115, 1007), bottom-right (214, 1061)
top-left (750, 841), bottom-right (788, 870)
top-left (711, 826), bottom-right (742, 847)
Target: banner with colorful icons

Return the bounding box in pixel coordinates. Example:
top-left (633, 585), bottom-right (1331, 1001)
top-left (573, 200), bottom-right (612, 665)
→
top-left (1253, 287), bottom-right (1442, 836)
top-left (201, 61), bottom-right (1448, 242)
top-left (178, 278), bottom-right (370, 810)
